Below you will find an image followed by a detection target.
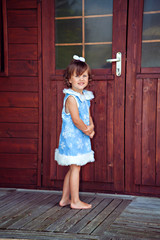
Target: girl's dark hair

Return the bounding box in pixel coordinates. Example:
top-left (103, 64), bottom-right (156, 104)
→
top-left (63, 59), bottom-right (92, 87)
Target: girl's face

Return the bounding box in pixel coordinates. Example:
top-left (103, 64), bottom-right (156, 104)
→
top-left (69, 70), bottom-right (89, 94)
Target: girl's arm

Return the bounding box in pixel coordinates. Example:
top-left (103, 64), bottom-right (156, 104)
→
top-left (66, 96), bottom-right (95, 138)
top-left (66, 96), bottom-right (88, 133)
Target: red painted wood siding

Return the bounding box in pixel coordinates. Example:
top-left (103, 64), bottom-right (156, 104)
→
top-left (0, 0), bottom-right (42, 188)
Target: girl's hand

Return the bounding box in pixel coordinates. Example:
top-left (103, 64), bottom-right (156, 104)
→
top-left (84, 125), bottom-right (95, 138)
top-left (89, 130), bottom-right (95, 139)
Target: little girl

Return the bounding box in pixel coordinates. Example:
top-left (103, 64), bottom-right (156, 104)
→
top-left (55, 55), bottom-right (95, 209)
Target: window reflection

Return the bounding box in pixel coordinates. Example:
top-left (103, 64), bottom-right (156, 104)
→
top-left (85, 17), bottom-right (112, 43)
top-left (85, 0), bottom-right (113, 15)
top-left (85, 45), bottom-right (112, 69)
top-left (141, 0), bottom-right (160, 68)
top-left (56, 46), bottom-right (82, 69)
top-left (55, 0), bottom-right (82, 17)
top-left (55, 19), bottom-right (82, 44)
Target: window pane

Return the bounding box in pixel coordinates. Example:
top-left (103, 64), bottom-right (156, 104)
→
top-left (143, 0), bottom-right (160, 12)
top-left (85, 0), bottom-right (113, 15)
top-left (141, 0), bottom-right (160, 68)
top-left (85, 17), bottom-right (112, 43)
top-left (56, 46), bottom-right (82, 69)
top-left (55, 0), bottom-right (82, 17)
top-left (0, 0), bottom-right (4, 72)
top-left (85, 45), bottom-right (112, 69)
top-left (142, 14), bottom-right (160, 40)
top-left (141, 42), bottom-right (160, 67)
top-left (55, 19), bottom-right (82, 44)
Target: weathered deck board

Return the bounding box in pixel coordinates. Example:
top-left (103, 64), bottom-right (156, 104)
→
top-left (0, 189), bottom-right (160, 239)
top-left (80, 198), bottom-right (122, 235)
top-left (7, 194), bottom-right (60, 229)
top-left (66, 198), bottom-right (112, 234)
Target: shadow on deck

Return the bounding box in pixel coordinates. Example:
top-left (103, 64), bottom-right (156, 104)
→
top-left (0, 188), bottom-right (160, 239)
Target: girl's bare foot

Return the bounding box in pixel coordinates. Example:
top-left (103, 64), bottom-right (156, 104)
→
top-left (59, 199), bottom-right (71, 207)
top-left (70, 200), bottom-right (92, 209)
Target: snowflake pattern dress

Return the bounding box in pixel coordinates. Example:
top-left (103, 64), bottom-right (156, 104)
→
top-left (55, 88), bottom-right (95, 166)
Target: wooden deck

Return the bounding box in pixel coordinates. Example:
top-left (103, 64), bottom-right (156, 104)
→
top-left (0, 189), bottom-right (160, 239)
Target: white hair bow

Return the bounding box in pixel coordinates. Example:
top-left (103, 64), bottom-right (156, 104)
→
top-left (73, 55), bottom-right (85, 62)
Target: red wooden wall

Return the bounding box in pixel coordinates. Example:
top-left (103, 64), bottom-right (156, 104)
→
top-left (0, 0), bottom-right (42, 188)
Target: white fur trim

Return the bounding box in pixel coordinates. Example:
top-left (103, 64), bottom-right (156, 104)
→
top-left (55, 149), bottom-right (95, 166)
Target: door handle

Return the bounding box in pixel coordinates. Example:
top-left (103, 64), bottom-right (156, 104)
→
top-left (106, 52), bottom-right (122, 77)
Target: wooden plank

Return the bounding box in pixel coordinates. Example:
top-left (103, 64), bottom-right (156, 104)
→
top-left (0, 191), bottom-right (26, 208)
top-left (56, 81), bottom-right (68, 181)
top-left (134, 79), bottom-right (143, 185)
top-left (28, 204), bottom-right (70, 231)
top-left (2, 193), bottom-right (58, 229)
top-left (112, 0), bottom-right (127, 192)
top-left (0, 192), bottom-right (28, 215)
top-left (125, 0), bottom-right (143, 193)
top-left (0, 138), bottom-right (38, 153)
top-left (0, 192), bottom-right (44, 228)
top-left (0, 154), bottom-right (37, 168)
top-left (7, 0), bottom-right (37, 9)
top-left (12, 194), bottom-right (68, 231)
top-left (142, 79), bottom-right (157, 185)
top-left (91, 80), bottom-right (107, 182)
top-left (30, 197), bottom-right (90, 232)
top-left (0, 230), bottom-right (99, 240)
top-left (37, 0), bottom-right (42, 187)
top-left (0, 191), bottom-right (13, 199)
top-left (141, 67), bottom-right (160, 74)
top-left (156, 79), bottom-right (160, 185)
top-left (0, 169), bottom-right (37, 185)
top-left (0, 92), bottom-right (38, 107)
top-left (137, 73), bottom-right (160, 79)
top-left (8, 60), bottom-right (38, 76)
top-left (106, 81), bottom-right (114, 182)
top-left (80, 198), bottom-right (122, 235)
top-left (92, 200), bottom-right (131, 235)
top-left (49, 81), bottom-right (58, 181)
top-left (8, 28), bottom-right (37, 44)
top-left (66, 198), bottom-right (113, 234)
top-left (19, 197), bottom-right (63, 230)
top-left (42, 0), bottom-right (55, 187)
top-left (46, 196), bottom-right (92, 232)
top-left (0, 123), bottom-right (38, 138)
top-left (9, 44), bottom-right (37, 60)
top-left (0, 108), bottom-right (38, 123)
top-left (8, 10), bottom-right (37, 28)
top-left (0, 77), bottom-right (38, 92)
top-left (53, 197), bottom-right (95, 233)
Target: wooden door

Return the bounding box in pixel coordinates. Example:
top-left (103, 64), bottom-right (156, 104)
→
top-left (125, 0), bottom-right (160, 196)
top-left (42, 0), bottom-right (127, 193)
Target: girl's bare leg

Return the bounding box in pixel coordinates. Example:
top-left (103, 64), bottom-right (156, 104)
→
top-left (59, 169), bottom-right (71, 207)
top-left (70, 164), bottom-right (92, 209)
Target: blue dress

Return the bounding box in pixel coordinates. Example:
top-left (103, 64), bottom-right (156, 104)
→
top-left (55, 88), bottom-right (95, 166)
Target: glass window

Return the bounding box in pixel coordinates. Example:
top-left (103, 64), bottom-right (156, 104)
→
top-left (141, 0), bottom-right (160, 68)
top-left (0, 0), bottom-right (4, 72)
top-left (55, 0), bottom-right (113, 69)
